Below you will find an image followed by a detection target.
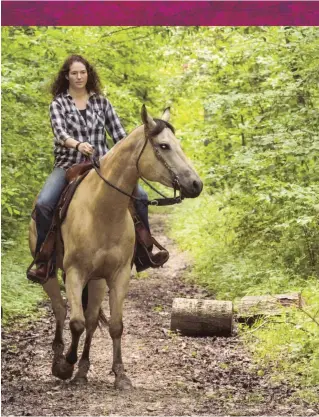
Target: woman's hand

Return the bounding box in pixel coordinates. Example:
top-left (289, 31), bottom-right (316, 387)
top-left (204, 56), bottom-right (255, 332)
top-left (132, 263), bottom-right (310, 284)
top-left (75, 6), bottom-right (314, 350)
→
top-left (78, 142), bottom-right (94, 156)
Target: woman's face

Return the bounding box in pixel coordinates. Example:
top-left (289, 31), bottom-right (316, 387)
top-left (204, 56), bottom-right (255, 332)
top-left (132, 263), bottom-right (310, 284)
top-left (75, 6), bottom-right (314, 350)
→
top-left (67, 61), bottom-right (88, 90)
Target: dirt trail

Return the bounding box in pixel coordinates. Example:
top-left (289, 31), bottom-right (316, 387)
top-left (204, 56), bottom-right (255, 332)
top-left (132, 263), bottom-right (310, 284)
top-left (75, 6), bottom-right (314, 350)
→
top-left (2, 214), bottom-right (318, 416)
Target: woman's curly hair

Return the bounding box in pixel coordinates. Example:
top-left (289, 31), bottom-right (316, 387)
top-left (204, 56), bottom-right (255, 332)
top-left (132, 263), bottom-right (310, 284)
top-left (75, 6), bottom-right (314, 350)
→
top-left (51, 55), bottom-right (102, 98)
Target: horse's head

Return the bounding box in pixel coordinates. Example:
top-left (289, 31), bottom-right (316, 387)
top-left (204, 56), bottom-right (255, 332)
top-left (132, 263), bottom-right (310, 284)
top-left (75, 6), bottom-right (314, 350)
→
top-left (137, 106), bottom-right (203, 198)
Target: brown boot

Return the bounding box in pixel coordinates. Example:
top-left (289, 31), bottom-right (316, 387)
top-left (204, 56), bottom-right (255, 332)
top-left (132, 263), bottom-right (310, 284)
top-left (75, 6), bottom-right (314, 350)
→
top-left (133, 214), bottom-right (170, 272)
top-left (26, 262), bottom-right (54, 284)
top-left (134, 243), bottom-right (169, 273)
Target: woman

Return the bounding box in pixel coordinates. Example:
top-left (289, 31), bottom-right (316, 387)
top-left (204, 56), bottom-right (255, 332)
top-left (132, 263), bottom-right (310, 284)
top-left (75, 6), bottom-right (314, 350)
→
top-left (28, 54), bottom-right (168, 283)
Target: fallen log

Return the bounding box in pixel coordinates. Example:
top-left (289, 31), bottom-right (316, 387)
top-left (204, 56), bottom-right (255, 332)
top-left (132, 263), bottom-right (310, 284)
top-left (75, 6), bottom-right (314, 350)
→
top-left (235, 292), bottom-right (303, 322)
top-left (170, 298), bottom-right (233, 337)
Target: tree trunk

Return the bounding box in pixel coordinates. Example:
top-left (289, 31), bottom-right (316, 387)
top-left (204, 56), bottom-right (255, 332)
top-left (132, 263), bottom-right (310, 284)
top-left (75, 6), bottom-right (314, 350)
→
top-left (236, 292), bottom-right (303, 321)
top-left (170, 298), bottom-right (233, 337)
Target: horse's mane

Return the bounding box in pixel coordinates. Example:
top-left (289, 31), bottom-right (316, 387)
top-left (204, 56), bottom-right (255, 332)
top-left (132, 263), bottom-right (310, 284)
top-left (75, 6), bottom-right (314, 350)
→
top-left (150, 119), bottom-right (175, 138)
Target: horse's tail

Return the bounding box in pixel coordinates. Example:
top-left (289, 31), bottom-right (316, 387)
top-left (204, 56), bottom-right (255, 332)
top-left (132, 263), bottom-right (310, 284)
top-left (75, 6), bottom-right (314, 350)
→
top-left (98, 307), bottom-right (109, 328)
top-left (82, 284), bottom-right (108, 328)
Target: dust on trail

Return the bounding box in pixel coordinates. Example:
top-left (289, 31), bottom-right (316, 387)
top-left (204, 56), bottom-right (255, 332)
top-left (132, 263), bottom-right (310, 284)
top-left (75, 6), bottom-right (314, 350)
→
top-left (2, 214), bottom-right (318, 416)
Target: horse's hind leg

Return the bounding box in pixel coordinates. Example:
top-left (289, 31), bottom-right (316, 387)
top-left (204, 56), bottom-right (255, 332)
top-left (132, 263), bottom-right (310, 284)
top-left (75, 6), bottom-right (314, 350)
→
top-left (42, 276), bottom-right (67, 379)
top-left (108, 265), bottom-right (132, 390)
top-left (72, 279), bottom-right (107, 384)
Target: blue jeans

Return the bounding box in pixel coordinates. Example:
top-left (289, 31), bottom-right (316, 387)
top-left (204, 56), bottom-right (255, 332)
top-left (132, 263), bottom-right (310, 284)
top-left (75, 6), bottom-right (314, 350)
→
top-left (35, 168), bottom-right (150, 253)
top-left (35, 167), bottom-right (68, 254)
top-left (134, 184), bottom-right (150, 232)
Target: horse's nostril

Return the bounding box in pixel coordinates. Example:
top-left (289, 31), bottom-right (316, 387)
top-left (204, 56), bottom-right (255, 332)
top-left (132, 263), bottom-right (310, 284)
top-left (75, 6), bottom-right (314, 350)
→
top-left (191, 180), bottom-right (203, 195)
top-left (193, 180), bottom-right (201, 191)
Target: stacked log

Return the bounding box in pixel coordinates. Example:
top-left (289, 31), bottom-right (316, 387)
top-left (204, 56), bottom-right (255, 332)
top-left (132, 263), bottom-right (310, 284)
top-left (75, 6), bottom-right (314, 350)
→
top-left (170, 298), bottom-right (233, 337)
top-left (170, 293), bottom-right (302, 336)
top-left (235, 292), bottom-right (303, 322)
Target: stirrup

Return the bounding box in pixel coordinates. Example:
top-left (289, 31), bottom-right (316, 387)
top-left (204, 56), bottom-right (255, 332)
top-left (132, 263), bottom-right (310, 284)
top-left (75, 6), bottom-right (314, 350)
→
top-left (134, 238), bottom-right (169, 273)
top-left (133, 214), bottom-right (170, 272)
top-left (26, 258), bottom-right (55, 285)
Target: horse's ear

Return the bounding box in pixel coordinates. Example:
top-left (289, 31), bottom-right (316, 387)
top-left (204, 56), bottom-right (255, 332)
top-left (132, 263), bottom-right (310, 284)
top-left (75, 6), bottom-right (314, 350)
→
top-left (161, 107), bottom-right (170, 122)
top-left (141, 105), bottom-right (156, 129)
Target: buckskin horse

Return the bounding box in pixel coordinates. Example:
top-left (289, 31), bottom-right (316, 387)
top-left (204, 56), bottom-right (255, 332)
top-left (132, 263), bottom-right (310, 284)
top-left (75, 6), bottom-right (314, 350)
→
top-left (28, 106), bottom-right (203, 389)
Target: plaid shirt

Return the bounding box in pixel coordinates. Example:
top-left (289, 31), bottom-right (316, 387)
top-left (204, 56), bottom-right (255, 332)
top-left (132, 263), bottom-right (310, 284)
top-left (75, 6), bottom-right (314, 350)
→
top-left (50, 91), bottom-right (126, 169)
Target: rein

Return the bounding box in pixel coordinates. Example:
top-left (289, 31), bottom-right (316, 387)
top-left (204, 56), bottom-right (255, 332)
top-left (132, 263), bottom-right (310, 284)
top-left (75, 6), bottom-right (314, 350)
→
top-left (90, 124), bottom-right (183, 207)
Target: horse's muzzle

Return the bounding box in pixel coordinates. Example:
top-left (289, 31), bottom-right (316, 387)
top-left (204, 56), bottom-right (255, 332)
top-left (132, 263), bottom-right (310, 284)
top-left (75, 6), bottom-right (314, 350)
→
top-left (180, 179), bottom-right (203, 198)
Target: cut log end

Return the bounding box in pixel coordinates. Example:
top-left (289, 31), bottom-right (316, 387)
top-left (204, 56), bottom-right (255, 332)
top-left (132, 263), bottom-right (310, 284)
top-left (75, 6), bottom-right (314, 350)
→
top-left (171, 298), bottom-right (233, 337)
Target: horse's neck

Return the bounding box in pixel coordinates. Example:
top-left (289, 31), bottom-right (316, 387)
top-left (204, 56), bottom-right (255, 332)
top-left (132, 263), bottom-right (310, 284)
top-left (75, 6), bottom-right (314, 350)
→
top-left (92, 128), bottom-right (143, 214)
top-left (101, 129), bottom-right (143, 189)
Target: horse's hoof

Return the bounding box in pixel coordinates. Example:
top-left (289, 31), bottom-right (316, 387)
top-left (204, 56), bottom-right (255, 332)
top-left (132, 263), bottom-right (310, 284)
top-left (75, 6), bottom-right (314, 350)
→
top-left (114, 375), bottom-right (132, 391)
top-left (71, 375), bottom-right (88, 385)
top-left (52, 359), bottom-right (74, 381)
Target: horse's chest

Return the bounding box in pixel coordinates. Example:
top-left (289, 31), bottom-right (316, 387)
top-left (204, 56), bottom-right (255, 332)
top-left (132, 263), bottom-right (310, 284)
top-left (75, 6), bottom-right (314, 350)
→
top-left (91, 245), bottom-right (132, 270)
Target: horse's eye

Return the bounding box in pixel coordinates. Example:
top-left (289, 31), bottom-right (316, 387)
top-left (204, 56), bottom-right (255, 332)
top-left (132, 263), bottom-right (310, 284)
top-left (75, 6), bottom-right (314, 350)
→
top-left (159, 144), bottom-right (170, 150)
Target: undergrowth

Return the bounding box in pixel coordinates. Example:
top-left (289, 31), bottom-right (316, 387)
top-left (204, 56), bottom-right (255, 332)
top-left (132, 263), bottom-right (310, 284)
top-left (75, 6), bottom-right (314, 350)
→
top-left (241, 297), bottom-right (319, 404)
top-left (169, 194), bottom-right (319, 394)
top-left (2, 225), bottom-right (45, 326)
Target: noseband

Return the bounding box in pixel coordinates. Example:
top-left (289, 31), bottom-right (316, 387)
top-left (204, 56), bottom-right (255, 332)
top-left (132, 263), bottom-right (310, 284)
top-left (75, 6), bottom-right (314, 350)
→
top-left (91, 121), bottom-right (183, 207)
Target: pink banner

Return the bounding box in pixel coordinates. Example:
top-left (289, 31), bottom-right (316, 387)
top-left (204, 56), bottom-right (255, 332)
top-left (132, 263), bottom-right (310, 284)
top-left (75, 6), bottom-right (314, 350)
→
top-left (2, 1), bottom-right (319, 26)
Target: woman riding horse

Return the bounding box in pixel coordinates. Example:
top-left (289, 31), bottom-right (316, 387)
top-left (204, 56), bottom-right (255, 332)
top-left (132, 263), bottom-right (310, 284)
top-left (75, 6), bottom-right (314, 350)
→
top-left (29, 102), bottom-right (203, 387)
top-left (27, 54), bottom-right (168, 283)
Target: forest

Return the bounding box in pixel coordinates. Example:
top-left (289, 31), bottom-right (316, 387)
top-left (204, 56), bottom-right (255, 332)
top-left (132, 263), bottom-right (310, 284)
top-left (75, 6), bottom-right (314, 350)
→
top-left (2, 26), bottom-right (319, 402)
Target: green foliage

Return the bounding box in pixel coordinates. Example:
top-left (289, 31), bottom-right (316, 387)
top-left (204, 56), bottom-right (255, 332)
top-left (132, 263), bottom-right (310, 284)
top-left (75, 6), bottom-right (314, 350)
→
top-left (1, 227), bottom-right (45, 325)
top-left (168, 26), bottom-right (319, 296)
top-left (241, 285), bottom-right (319, 395)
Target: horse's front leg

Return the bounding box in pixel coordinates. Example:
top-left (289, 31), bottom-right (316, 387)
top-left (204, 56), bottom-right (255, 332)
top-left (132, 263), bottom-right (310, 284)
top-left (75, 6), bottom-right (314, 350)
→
top-left (61, 266), bottom-right (86, 379)
top-left (108, 265), bottom-right (132, 390)
top-left (42, 275), bottom-right (67, 379)
top-left (72, 279), bottom-right (107, 384)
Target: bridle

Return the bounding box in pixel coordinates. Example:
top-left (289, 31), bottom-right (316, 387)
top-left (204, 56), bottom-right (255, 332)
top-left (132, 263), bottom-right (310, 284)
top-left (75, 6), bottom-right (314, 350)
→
top-left (90, 121), bottom-right (183, 207)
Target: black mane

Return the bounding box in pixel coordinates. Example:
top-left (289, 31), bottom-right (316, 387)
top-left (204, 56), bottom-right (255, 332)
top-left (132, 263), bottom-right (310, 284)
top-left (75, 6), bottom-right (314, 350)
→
top-left (149, 119), bottom-right (175, 138)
